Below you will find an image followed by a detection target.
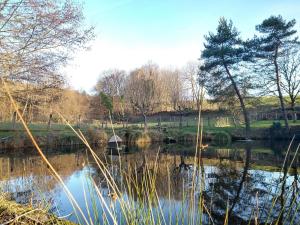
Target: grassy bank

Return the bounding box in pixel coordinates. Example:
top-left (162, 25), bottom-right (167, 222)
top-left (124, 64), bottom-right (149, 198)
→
top-left (0, 195), bottom-right (75, 225)
top-left (1, 119), bottom-right (299, 150)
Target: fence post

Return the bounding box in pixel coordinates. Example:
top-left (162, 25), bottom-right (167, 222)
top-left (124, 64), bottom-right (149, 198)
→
top-left (12, 111), bottom-right (17, 130)
top-left (77, 114), bottom-right (81, 129)
top-left (47, 113), bottom-right (52, 131)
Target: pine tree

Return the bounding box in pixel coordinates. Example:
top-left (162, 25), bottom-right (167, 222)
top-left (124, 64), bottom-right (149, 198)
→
top-left (254, 15), bottom-right (299, 131)
top-left (200, 18), bottom-right (252, 138)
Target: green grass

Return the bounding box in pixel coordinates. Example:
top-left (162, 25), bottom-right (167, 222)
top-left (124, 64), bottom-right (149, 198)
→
top-left (0, 118), bottom-right (299, 140)
top-left (251, 120), bottom-right (300, 128)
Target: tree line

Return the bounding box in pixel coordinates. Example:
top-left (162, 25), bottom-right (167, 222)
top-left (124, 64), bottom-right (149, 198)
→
top-left (0, 3), bottom-right (299, 135)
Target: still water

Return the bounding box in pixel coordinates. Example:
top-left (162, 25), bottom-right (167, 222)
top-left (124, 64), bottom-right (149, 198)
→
top-left (0, 140), bottom-right (299, 225)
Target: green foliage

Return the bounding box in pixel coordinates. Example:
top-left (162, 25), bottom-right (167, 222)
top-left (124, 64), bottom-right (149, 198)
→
top-left (200, 17), bottom-right (252, 136)
top-left (200, 17), bottom-right (253, 101)
top-left (270, 121), bottom-right (282, 130)
top-left (255, 15), bottom-right (297, 51)
top-left (100, 92), bottom-right (113, 113)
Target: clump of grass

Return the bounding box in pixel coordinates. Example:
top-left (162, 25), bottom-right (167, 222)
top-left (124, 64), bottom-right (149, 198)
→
top-left (86, 128), bottom-right (108, 146)
top-left (135, 132), bottom-right (151, 144)
top-left (0, 194), bottom-right (75, 225)
top-left (121, 128), bottom-right (153, 144)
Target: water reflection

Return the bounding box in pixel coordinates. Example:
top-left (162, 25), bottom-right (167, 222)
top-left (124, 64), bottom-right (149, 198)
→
top-left (0, 140), bottom-right (299, 224)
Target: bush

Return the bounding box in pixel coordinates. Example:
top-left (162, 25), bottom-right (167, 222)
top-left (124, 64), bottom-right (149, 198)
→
top-left (147, 130), bottom-right (164, 142)
top-left (271, 121), bottom-right (281, 129)
top-left (86, 128), bottom-right (108, 146)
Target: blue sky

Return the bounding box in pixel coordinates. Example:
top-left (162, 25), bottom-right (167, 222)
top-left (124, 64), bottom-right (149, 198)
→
top-left (65, 0), bottom-right (300, 91)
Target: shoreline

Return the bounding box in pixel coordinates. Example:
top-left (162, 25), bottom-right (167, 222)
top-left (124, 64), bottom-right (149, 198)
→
top-left (0, 125), bottom-right (299, 150)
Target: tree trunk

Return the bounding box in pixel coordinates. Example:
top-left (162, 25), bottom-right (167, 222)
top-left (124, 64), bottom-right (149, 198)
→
top-left (142, 113), bottom-right (148, 132)
top-left (224, 64), bottom-right (251, 139)
top-left (228, 143), bottom-right (251, 217)
top-left (274, 48), bottom-right (289, 131)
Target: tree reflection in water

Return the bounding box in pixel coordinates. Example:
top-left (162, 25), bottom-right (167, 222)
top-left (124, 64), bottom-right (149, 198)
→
top-left (0, 141), bottom-right (299, 224)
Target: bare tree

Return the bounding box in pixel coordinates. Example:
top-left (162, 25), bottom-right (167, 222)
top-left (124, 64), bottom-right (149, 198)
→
top-left (0, 0), bottom-right (94, 117)
top-left (126, 63), bottom-right (159, 132)
top-left (95, 69), bottom-right (127, 121)
top-left (279, 46), bottom-right (300, 121)
top-left (166, 69), bottom-right (188, 128)
top-left (95, 69), bottom-right (126, 97)
top-left (182, 61), bottom-right (202, 110)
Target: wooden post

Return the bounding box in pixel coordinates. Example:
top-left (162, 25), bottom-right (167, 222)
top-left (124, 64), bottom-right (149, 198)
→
top-left (12, 111), bottom-right (17, 130)
top-left (158, 115), bottom-right (162, 132)
top-left (47, 114), bottom-right (52, 131)
top-left (77, 114), bottom-right (81, 129)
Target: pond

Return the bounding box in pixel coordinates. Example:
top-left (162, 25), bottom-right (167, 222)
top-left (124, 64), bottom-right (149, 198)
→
top-left (0, 140), bottom-right (299, 225)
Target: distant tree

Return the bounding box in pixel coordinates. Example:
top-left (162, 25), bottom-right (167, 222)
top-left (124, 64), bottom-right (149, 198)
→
top-left (126, 64), bottom-right (158, 132)
top-left (55, 89), bottom-right (90, 123)
top-left (200, 18), bottom-right (252, 138)
top-left (253, 15), bottom-right (299, 130)
top-left (95, 69), bottom-right (126, 97)
top-left (100, 92), bottom-right (113, 114)
top-left (182, 61), bottom-right (202, 111)
top-left (279, 46), bottom-right (300, 121)
top-left (167, 69), bottom-right (187, 128)
top-left (95, 69), bottom-right (126, 121)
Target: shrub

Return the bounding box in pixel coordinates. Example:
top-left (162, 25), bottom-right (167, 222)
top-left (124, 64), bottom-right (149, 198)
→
top-left (86, 128), bottom-right (108, 146)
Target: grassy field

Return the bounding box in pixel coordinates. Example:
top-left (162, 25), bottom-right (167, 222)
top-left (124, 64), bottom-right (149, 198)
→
top-left (1, 118), bottom-right (299, 139)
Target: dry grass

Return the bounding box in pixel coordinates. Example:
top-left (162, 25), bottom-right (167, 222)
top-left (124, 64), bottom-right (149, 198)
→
top-left (0, 195), bottom-right (75, 225)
